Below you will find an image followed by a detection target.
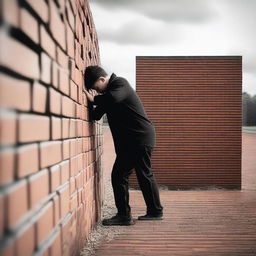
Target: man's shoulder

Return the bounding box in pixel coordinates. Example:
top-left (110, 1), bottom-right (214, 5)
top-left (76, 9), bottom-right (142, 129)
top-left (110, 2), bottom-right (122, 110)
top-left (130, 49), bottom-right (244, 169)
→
top-left (109, 75), bottom-right (130, 88)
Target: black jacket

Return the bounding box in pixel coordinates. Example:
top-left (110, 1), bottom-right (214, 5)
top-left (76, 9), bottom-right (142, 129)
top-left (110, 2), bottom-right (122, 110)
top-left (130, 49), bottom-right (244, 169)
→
top-left (91, 73), bottom-right (155, 153)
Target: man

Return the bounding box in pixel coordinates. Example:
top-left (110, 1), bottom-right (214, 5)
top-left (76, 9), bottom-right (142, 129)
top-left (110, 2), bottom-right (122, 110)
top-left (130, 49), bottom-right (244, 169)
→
top-left (84, 65), bottom-right (163, 226)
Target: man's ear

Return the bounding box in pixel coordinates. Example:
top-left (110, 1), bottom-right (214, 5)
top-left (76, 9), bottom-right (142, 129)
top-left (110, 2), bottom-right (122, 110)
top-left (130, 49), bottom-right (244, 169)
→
top-left (99, 77), bottom-right (106, 82)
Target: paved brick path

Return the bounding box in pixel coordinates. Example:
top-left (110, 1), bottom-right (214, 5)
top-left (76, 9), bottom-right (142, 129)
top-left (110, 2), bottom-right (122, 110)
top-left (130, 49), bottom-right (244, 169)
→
top-left (96, 129), bottom-right (256, 256)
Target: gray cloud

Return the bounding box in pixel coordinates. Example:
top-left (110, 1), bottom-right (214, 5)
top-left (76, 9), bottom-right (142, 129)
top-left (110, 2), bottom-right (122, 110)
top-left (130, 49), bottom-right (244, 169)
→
top-left (92, 0), bottom-right (217, 23)
top-left (97, 19), bottom-right (179, 45)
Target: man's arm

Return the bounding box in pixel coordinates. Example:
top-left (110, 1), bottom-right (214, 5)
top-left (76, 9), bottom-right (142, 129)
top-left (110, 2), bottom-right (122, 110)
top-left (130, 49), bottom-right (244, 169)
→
top-left (85, 90), bottom-right (107, 121)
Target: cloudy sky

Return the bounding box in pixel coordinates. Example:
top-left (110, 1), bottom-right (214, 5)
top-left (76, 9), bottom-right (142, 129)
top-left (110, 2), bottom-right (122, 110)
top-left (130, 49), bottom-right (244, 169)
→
top-left (89, 0), bottom-right (256, 96)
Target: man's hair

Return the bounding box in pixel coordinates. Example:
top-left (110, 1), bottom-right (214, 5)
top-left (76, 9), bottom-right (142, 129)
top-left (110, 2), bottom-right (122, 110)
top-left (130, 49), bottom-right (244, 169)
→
top-left (84, 65), bottom-right (108, 90)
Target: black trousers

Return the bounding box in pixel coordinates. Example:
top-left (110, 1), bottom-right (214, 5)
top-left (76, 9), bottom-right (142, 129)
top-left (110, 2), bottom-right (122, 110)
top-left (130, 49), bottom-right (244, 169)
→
top-left (111, 145), bottom-right (163, 216)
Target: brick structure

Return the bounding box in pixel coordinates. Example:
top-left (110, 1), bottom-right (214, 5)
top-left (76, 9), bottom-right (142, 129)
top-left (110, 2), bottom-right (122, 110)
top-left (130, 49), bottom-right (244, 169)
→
top-left (130, 56), bottom-right (242, 189)
top-left (0, 0), bottom-right (103, 255)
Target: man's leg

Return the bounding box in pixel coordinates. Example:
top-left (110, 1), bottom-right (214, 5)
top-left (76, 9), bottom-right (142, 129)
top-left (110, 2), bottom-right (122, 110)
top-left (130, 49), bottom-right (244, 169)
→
top-left (134, 146), bottom-right (163, 218)
top-left (102, 152), bottom-right (135, 226)
top-left (111, 153), bottom-right (134, 216)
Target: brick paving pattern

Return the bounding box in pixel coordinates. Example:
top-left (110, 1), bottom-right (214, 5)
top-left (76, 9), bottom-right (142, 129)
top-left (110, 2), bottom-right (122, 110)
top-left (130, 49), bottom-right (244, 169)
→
top-left (95, 131), bottom-right (256, 256)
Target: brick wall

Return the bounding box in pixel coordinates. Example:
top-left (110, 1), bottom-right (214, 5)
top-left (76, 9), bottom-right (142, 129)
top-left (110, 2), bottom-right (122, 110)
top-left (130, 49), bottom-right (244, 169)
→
top-left (0, 0), bottom-right (103, 255)
top-left (130, 56), bottom-right (242, 189)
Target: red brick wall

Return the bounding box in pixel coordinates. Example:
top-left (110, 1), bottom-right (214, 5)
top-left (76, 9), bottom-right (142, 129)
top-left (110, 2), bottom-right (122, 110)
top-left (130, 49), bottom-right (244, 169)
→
top-left (130, 56), bottom-right (242, 189)
top-left (0, 0), bottom-right (103, 255)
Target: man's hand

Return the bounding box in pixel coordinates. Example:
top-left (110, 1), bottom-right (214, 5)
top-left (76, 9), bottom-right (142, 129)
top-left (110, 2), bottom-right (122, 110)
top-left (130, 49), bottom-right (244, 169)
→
top-left (84, 89), bottom-right (94, 103)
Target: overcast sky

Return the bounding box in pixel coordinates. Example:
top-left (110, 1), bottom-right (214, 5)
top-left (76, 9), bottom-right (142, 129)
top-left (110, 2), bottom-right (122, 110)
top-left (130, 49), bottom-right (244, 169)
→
top-left (89, 0), bottom-right (256, 96)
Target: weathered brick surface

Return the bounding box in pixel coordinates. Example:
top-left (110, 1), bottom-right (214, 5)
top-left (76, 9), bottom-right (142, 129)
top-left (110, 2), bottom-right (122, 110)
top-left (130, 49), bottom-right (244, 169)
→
top-left (133, 56), bottom-right (242, 189)
top-left (0, 0), bottom-right (103, 255)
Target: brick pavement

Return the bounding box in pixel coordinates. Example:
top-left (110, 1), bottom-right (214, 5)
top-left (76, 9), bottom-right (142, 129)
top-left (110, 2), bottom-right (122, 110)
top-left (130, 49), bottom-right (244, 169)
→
top-left (96, 129), bottom-right (256, 256)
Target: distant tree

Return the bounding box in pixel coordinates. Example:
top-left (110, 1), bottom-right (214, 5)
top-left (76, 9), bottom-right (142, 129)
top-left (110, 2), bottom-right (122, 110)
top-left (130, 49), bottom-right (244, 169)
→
top-left (242, 92), bottom-right (256, 126)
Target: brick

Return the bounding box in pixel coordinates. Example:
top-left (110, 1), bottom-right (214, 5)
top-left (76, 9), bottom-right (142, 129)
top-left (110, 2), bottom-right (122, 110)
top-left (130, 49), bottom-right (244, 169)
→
top-left (77, 138), bottom-right (83, 154)
top-left (15, 222), bottom-right (35, 256)
top-left (49, 87), bottom-right (61, 115)
top-left (25, 0), bottom-right (48, 23)
top-left (70, 193), bottom-right (78, 212)
top-left (18, 114), bottom-right (50, 143)
top-left (70, 80), bottom-right (78, 102)
top-left (35, 201), bottom-right (54, 246)
top-left (62, 118), bottom-right (69, 139)
top-left (0, 73), bottom-right (31, 111)
top-left (77, 119), bottom-right (83, 137)
top-left (1, 0), bottom-right (19, 27)
top-left (28, 169), bottom-right (49, 208)
top-left (75, 172), bottom-right (83, 190)
top-left (6, 180), bottom-right (28, 229)
top-left (75, 103), bottom-right (81, 119)
top-left (0, 32), bottom-right (39, 79)
top-left (62, 96), bottom-right (75, 118)
top-left (69, 177), bottom-right (76, 194)
top-left (50, 164), bottom-right (61, 192)
top-left (70, 119), bottom-right (76, 137)
top-left (77, 154), bottom-right (83, 173)
top-left (66, 23), bottom-right (75, 58)
top-left (40, 25), bottom-right (56, 59)
top-left (59, 184), bottom-right (69, 219)
top-left (66, 1), bottom-right (75, 31)
top-left (61, 214), bottom-right (72, 256)
top-left (0, 108), bottom-right (16, 146)
top-left (49, 0), bottom-right (66, 50)
top-left (40, 141), bottom-right (62, 169)
top-left (82, 137), bottom-right (89, 152)
top-left (70, 156), bottom-right (78, 177)
top-left (40, 52), bottom-right (52, 84)
top-left (20, 8), bottom-right (39, 43)
top-left (32, 81), bottom-right (47, 113)
top-left (52, 61), bottom-right (59, 88)
top-left (49, 231), bottom-right (62, 256)
top-left (59, 69), bottom-right (69, 96)
top-left (0, 194), bottom-right (4, 237)
top-left (62, 140), bottom-right (70, 160)
top-left (70, 139), bottom-right (77, 157)
top-left (60, 160), bottom-right (69, 184)
top-left (1, 240), bottom-right (15, 256)
top-left (51, 116), bottom-right (62, 140)
top-left (52, 195), bottom-right (60, 226)
top-left (57, 47), bottom-right (69, 70)
top-left (0, 148), bottom-right (15, 185)
top-left (17, 143), bottom-right (39, 178)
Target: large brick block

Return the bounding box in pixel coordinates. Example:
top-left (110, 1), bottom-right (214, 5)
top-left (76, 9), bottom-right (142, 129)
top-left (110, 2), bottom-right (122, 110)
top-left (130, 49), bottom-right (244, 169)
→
top-left (17, 143), bottom-right (39, 178)
top-left (40, 25), bottom-right (56, 59)
top-left (18, 114), bottom-right (50, 143)
top-left (0, 32), bottom-right (39, 79)
top-left (40, 141), bottom-right (62, 168)
top-left (25, 0), bottom-right (48, 23)
top-left (20, 7), bottom-right (39, 44)
top-left (40, 52), bottom-right (52, 84)
top-left (28, 169), bottom-right (49, 208)
top-left (35, 201), bottom-right (54, 246)
top-left (0, 148), bottom-right (15, 185)
top-left (49, 87), bottom-right (62, 115)
top-left (0, 74), bottom-right (31, 111)
top-left (0, 109), bottom-right (17, 146)
top-left (6, 180), bottom-right (29, 229)
top-left (15, 221), bottom-right (35, 256)
top-left (49, 0), bottom-right (66, 50)
top-left (32, 81), bottom-right (47, 113)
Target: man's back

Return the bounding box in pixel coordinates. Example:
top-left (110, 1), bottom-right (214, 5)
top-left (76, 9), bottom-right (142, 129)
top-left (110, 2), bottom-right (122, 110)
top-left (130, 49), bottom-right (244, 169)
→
top-left (93, 73), bottom-right (155, 152)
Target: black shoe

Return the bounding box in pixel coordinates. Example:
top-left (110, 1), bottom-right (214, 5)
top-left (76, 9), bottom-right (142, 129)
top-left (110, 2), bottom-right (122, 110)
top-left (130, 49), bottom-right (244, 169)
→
top-left (102, 214), bottom-right (135, 226)
top-left (138, 213), bottom-right (163, 220)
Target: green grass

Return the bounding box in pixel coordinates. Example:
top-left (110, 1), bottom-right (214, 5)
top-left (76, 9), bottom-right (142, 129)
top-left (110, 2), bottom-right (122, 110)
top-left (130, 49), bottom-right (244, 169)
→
top-left (242, 126), bottom-right (256, 134)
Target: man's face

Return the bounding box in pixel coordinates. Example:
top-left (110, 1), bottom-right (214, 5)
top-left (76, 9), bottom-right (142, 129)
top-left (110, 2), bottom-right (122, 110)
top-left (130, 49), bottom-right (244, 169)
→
top-left (92, 77), bottom-right (107, 93)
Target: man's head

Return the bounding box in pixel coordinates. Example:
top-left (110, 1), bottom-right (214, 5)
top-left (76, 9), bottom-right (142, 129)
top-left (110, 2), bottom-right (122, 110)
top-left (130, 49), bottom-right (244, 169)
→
top-left (84, 65), bottom-right (109, 93)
